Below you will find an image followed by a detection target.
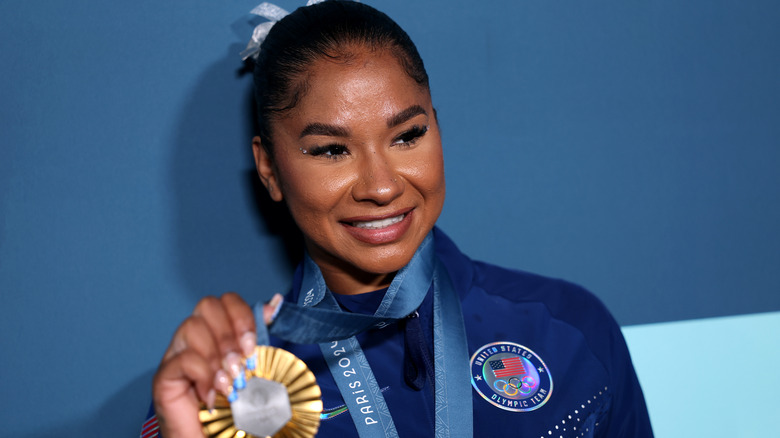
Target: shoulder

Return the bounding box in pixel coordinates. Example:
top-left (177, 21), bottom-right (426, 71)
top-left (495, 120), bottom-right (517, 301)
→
top-left (434, 229), bottom-right (627, 372)
top-left (468, 260), bottom-right (626, 365)
top-left (434, 228), bottom-right (617, 334)
top-left (471, 260), bottom-right (616, 330)
top-left (435, 229), bottom-right (611, 320)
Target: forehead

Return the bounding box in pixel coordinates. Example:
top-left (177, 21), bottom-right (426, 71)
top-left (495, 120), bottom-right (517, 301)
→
top-left (283, 48), bottom-right (431, 127)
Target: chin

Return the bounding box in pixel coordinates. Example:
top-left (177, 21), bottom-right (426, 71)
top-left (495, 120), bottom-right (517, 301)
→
top-left (350, 245), bottom-right (416, 275)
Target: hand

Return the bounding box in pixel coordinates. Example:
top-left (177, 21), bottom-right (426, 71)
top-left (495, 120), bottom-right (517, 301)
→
top-left (152, 292), bottom-right (283, 438)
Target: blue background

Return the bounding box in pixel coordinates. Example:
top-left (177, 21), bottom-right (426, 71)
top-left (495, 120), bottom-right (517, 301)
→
top-left (1, 0), bottom-right (778, 436)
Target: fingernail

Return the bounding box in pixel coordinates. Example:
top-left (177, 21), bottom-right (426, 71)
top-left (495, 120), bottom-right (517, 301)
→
top-left (214, 369), bottom-right (231, 394)
top-left (234, 372), bottom-right (246, 390)
top-left (246, 353), bottom-right (257, 371)
top-left (206, 389), bottom-right (216, 411)
top-left (172, 336), bottom-right (186, 355)
top-left (224, 352), bottom-right (242, 378)
top-left (263, 294), bottom-right (284, 325)
top-left (228, 389), bottom-right (238, 403)
top-left (240, 331), bottom-right (256, 357)
top-left (268, 293), bottom-right (284, 323)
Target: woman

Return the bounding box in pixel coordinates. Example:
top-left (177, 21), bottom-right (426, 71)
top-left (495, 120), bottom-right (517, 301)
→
top-left (148, 1), bottom-right (653, 437)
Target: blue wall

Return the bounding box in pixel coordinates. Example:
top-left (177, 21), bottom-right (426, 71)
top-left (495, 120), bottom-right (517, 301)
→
top-left (1, 0), bottom-right (778, 436)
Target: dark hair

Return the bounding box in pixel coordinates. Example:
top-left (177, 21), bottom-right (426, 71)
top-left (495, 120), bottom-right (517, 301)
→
top-left (253, 0), bottom-right (429, 153)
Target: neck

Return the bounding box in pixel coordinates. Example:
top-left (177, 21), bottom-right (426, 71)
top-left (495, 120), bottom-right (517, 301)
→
top-left (303, 240), bottom-right (403, 295)
top-left (318, 264), bottom-right (396, 295)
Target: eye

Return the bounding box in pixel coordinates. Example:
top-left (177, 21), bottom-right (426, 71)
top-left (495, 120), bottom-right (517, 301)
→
top-left (392, 125), bottom-right (429, 148)
top-left (306, 144), bottom-right (350, 160)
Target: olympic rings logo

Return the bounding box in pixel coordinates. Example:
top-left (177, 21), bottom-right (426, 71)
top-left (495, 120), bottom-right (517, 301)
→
top-left (493, 375), bottom-right (538, 396)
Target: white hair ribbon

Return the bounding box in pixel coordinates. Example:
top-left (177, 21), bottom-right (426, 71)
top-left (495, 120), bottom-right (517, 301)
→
top-left (241, 0), bottom-right (328, 61)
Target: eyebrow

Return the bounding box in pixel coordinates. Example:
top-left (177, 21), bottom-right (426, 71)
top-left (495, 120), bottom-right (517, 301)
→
top-left (387, 105), bottom-right (427, 129)
top-left (298, 105), bottom-right (428, 139)
top-left (299, 123), bottom-right (350, 139)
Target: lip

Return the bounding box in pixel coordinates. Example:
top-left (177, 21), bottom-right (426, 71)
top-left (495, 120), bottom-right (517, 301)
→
top-left (341, 207), bottom-right (414, 224)
top-left (340, 207), bottom-right (414, 245)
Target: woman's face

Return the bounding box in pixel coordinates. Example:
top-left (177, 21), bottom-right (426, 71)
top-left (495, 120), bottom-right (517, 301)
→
top-left (253, 47), bottom-right (445, 294)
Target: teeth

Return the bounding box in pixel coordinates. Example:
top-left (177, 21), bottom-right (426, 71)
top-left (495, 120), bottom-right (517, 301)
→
top-left (352, 214), bottom-right (405, 230)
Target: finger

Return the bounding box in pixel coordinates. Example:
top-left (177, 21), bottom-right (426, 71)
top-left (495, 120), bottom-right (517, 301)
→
top-left (221, 292), bottom-right (258, 357)
top-left (194, 295), bottom-right (241, 358)
top-left (162, 316), bottom-right (220, 372)
top-left (192, 296), bottom-right (246, 382)
top-left (155, 349), bottom-right (214, 403)
top-left (153, 350), bottom-right (213, 438)
top-left (162, 316), bottom-right (232, 397)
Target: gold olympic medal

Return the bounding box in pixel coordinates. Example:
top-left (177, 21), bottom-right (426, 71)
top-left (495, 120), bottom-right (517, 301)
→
top-left (199, 345), bottom-right (322, 438)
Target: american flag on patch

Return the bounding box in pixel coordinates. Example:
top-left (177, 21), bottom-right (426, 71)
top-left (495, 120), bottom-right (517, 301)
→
top-left (140, 414), bottom-right (160, 438)
top-left (490, 357), bottom-right (526, 378)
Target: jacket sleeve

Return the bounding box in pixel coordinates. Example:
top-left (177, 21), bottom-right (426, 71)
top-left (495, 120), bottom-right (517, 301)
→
top-left (600, 315), bottom-right (654, 437)
top-left (139, 403), bottom-right (161, 438)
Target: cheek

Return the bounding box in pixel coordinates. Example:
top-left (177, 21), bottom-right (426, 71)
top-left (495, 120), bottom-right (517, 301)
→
top-left (277, 163), bottom-right (354, 223)
top-left (424, 160), bottom-right (446, 214)
top-left (411, 145), bottom-right (446, 197)
top-left (429, 148), bottom-right (446, 190)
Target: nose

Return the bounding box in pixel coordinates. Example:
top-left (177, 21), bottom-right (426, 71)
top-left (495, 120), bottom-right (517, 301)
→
top-left (351, 150), bottom-right (404, 205)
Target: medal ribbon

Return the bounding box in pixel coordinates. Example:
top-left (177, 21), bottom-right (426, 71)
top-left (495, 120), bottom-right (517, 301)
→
top-left (254, 232), bottom-right (473, 437)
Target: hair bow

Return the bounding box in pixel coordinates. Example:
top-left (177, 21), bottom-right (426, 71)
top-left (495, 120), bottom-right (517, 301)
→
top-left (241, 0), bottom-right (326, 61)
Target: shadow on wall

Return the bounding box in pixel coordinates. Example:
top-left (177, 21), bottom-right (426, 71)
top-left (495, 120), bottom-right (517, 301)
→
top-left (0, 134), bottom-right (12, 252)
top-left (21, 368), bottom-right (155, 438)
top-left (38, 46), bottom-right (306, 436)
top-left (168, 44), bottom-right (302, 303)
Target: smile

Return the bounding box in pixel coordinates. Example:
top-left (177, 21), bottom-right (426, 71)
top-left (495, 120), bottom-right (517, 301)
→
top-left (340, 209), bottom-right (415, 245)
top-left (351, 214), bottom-right (406, 230)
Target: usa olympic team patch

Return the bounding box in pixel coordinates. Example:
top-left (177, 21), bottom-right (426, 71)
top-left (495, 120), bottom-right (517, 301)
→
top-left (470, 342), bottom-right (553, 412)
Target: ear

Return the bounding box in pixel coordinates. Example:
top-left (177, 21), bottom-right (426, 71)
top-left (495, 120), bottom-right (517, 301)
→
top-left (252, 136), bottom-right (284, 202)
